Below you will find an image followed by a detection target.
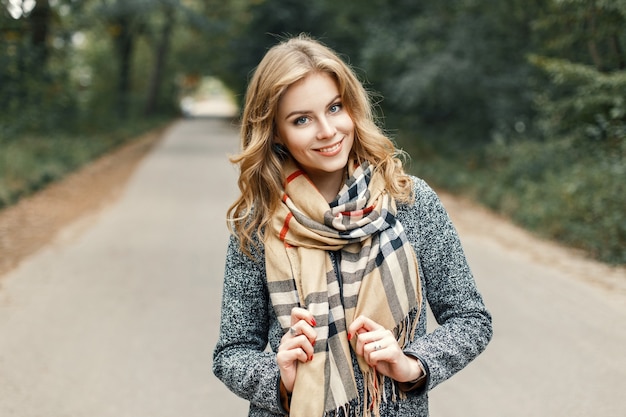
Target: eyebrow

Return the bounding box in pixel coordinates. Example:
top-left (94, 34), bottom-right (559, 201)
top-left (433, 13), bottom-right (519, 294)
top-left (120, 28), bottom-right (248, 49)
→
top-left (284, 95), bottom-right (342, 120)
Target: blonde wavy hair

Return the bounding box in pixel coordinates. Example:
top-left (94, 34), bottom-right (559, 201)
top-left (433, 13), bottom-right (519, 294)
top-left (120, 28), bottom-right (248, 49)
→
top-left (228, 34), bottom-right (413, 255)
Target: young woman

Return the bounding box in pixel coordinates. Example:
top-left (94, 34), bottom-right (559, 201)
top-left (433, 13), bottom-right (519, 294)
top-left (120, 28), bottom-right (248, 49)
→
top-left (213, 35), bottom-right (492, 417)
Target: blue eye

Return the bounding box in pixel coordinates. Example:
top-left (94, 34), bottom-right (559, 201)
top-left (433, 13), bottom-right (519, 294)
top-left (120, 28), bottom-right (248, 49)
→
top-left (294, 116), bottom-right (308, 125)
top-left (329, 103), bottom-right (342, 113)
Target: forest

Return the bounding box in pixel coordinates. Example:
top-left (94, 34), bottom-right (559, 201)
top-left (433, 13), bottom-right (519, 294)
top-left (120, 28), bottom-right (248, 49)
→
top-left (1, 0), bottom-right (624, 264)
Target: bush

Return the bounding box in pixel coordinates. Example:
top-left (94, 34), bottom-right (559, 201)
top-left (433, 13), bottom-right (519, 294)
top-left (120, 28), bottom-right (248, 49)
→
top-left (402, 131), bottom-right (625, 265)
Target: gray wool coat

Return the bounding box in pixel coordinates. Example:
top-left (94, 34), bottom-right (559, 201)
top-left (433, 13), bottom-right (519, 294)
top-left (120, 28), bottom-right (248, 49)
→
top-left (212, 177), bottom-right (493, 417)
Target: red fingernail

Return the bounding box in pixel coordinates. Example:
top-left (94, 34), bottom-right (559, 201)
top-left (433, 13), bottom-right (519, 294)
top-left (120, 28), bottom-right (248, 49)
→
top-left (311, 318), bottom-right (317, 327)
top-left (309, 355), bottom-right (314, 361)
top-left (347, 333), bottom-right (352, 341)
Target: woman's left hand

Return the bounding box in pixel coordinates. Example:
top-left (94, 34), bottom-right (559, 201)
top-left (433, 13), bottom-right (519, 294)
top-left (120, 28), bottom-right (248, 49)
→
top-left (347, 315), bottom-right (422, 383)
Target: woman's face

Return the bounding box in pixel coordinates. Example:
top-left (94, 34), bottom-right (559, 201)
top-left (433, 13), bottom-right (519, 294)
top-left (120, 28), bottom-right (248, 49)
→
top-left (275, 72), bottom-right (355, 193)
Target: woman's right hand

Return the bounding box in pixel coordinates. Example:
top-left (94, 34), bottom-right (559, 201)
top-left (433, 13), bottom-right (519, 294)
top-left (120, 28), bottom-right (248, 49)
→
top-left (276, 307), bottom-right (317, 392)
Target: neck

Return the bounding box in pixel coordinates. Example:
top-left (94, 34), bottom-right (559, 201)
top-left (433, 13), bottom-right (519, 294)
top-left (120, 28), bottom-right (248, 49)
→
top-left (309, 169), bottom-right (346, 203)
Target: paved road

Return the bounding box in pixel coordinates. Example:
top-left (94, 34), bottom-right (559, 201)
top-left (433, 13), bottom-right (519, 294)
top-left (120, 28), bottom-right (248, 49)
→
top-left (1, 116), bottom-right (625, 416)
top-left (0, 118), bottom-right (249, 416)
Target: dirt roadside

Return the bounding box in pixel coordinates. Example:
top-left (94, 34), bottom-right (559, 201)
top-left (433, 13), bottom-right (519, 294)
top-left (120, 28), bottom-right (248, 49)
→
top-left (1, 122), bottom-right (624, 296)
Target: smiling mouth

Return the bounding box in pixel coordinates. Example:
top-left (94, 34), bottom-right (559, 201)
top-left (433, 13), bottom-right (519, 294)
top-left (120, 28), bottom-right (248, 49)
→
top-left (317, 139), bottom-right (342, 153)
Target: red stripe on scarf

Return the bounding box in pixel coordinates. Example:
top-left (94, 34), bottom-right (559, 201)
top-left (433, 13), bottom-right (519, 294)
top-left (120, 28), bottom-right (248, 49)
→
top-left (286, 170), bottom-right (305, 184)
top-left (341, 205), bottom-right (374, 218)
top-left (280, 212), bottom-right (293, 242)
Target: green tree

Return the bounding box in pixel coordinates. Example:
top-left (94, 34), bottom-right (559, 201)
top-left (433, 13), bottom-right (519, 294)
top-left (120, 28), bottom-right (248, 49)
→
top-left (0, 0), bottom-right (79, 134)
top-left (0, 0), bottom-right (220, 132)
top-left (530, 0), bottom-right (626, 143)
top-left (358, 0), bottom-right (545, 145)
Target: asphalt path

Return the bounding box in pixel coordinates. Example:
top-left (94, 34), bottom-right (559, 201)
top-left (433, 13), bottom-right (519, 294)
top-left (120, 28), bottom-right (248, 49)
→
top-left (1, 115), bottom-right (625, 416)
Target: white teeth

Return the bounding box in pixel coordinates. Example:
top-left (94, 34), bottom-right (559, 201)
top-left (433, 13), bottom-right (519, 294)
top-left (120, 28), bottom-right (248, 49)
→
top-left (319, 142), bottom-right (341, 153)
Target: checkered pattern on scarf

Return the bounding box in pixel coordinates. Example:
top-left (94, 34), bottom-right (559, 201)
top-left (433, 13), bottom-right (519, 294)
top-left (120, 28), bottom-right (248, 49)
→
top-left (265, 159), bottom-right (421, 417)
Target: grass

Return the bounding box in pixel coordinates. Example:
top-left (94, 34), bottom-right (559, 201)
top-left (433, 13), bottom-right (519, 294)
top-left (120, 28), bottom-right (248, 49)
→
top-left (0, 117), bottom-right (171, 210)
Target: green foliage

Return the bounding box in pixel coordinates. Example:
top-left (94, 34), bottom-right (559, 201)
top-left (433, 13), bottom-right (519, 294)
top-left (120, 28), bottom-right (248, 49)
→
top-left (530, 56), bottom-right (626, 143)
top-left (483, 134), bottom-right (624, 262)
top-left (0, 4), bottom-right (79, 135)
top-left (360, 0), bottom-right (540, 144)
top-left (533, 0), bottom-right (626, 73)
top-left (0, 0), bottom-right (217, 138)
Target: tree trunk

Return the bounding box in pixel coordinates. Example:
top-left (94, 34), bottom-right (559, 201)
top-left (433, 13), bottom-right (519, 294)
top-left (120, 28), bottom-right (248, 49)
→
top-left (610, 34), bottom-right (625, 70)
top-left (29, 0), bottom-right (51, 69)
top-left (144, 4), bottom-right (176, 116)
top-left (585, 0), bottom-right (605, 71)
top-left (113, 16), bottom-right (135, 119)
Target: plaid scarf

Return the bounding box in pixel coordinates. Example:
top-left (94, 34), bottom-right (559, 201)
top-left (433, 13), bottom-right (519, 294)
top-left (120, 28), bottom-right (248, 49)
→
top-left (265, 159), bottom-right (421, 417)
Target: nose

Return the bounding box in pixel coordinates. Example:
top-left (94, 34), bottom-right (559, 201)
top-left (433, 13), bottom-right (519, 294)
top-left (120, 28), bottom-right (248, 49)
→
top-left (316, 116), bottom-right (336, 140)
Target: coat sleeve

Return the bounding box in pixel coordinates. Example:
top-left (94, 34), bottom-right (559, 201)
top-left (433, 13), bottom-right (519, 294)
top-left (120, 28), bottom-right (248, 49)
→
top-left (402, 178), bottom-right (493, 392)
top-left (212, 235), bottom-right (286, 415)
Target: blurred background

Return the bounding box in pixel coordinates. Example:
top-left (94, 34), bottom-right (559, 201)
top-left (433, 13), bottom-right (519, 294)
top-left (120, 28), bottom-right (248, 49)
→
top-left (1, 0), bottom-right (624, 265)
